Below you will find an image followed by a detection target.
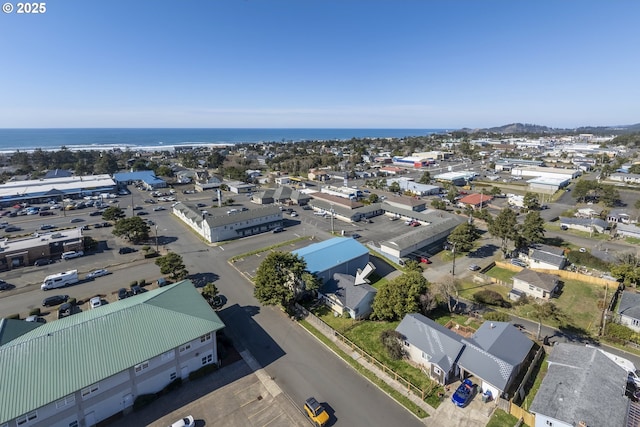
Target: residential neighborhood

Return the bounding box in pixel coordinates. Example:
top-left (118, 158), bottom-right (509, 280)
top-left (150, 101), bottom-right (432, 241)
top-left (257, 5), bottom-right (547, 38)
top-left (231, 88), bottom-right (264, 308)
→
top-left (1, 128), bottom-right (640, 427)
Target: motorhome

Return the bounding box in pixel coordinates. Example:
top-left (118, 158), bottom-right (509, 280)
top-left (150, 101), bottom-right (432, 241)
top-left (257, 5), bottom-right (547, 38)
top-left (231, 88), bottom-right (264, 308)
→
top-left (41, 270), bottom-right (79, 290)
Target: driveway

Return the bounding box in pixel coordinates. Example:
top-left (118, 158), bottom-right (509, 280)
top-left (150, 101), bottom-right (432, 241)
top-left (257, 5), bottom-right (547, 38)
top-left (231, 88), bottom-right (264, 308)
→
top-left (427, 380), bottom-right (495, 427)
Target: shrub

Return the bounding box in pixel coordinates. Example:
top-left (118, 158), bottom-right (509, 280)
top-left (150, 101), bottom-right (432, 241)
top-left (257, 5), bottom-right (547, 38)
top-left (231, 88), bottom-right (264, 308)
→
top-left (605, 322), bottom-right (635, 344)
top-left (142, 245), bottom-right (151, 252)
top-left (130, 280), bottom-right (138, 287)
top-left (380, 330), bottom-right (405, 360)
top-left (188, 363), bottom-right (218, 380)
top-left (133, 394), bottom-right (158, 411)
top-left (68, 298), bottom-right (77, 306)
top-left (483, 311), bottom-right (510, 322)
top-left (160, 378), bottom-right (182, 395)
top-left (7, 313), bottom-right (20, 320)
top-left (473, 289), bottom-right (510, 308)
top-left (29, 308), bottom-right (41, 316)
top-left (139, 279), bottom-right (147, 287)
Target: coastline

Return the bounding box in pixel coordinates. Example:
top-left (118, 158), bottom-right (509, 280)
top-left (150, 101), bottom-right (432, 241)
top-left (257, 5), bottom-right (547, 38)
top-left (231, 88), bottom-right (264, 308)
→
top-left (0, 128), bottom-right (444, 154)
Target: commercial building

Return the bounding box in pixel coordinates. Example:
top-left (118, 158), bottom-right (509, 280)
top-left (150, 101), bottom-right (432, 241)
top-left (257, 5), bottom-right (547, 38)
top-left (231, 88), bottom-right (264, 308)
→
top-left (292, 237), bottom-right (369, 284)
top-left (112, 171), bottom-right (166, 190)
top-left (0, 281), bottom-right (225, 427)
top-left (0, 228), bottom-right (84, 271)
top-left (0, 175), bottom-right (116, 207)
top-left (172, 203), bottom-right (282, 243)
top-left (511, 166), bottom-right (580, 180)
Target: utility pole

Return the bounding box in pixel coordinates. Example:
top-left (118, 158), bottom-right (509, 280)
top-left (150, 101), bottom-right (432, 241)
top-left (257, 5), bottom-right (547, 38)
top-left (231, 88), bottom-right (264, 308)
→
top-left (155, 225), bottom-right (159, 254)
top-left (451, 242), bottom-right (457, 279)
top-left (330, 205), bottom-right (335, 234)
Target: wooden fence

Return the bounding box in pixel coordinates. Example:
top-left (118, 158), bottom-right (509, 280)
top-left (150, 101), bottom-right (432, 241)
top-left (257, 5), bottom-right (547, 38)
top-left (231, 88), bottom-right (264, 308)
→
top-left (494, 261), bottom-right (619, 288)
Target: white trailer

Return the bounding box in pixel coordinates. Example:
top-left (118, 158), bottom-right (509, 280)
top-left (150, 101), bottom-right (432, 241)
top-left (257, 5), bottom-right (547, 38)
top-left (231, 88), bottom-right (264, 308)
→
top-left (41, 270), bottom-right (79, 290)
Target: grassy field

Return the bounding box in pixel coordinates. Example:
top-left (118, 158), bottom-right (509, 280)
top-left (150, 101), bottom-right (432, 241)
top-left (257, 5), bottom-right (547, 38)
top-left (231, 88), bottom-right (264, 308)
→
top-left (511, 277), bottom-right (603, 334)
top-left (484, 266), bottom-right (518, 283)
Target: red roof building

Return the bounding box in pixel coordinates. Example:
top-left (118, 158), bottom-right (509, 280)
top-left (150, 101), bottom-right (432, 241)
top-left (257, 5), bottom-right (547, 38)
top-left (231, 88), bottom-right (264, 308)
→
top-left (458, 193), bottom-right (493, 209)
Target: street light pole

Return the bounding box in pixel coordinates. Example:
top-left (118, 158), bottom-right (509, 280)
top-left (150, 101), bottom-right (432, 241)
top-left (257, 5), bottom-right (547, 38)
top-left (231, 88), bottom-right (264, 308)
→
top-left (451, 242), bottom-right (457, 279)
top-left (330, 205), bottom-right (335, 234)
top-left (155, 225), bottom-right (159, 253)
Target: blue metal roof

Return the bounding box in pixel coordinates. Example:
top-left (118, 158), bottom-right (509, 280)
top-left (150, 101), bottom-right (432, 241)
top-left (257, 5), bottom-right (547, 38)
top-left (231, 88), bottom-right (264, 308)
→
top-left (113, 170), bottom-right (164, 185)
top-left (293, 237), bottom-right (368, 275)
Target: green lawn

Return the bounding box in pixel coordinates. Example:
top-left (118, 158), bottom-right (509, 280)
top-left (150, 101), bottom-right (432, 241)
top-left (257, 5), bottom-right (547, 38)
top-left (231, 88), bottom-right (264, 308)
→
top-left (512, 278), bottom-right (603, 334)
top-left (486, 409), bottom-right (527, 427)
top-left (484, 266), bottom-right (518, 283)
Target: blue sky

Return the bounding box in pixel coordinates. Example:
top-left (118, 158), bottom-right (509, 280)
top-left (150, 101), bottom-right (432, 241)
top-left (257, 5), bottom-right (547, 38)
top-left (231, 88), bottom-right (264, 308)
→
top-left (1, 0), bottom-right (639, 129)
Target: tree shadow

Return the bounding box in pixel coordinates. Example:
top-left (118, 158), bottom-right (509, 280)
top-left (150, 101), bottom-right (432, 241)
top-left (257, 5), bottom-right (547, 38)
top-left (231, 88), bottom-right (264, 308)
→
top-left (544, 236), bottom-right (567, 247)
top-left (188, 272), bottom-right (221, 288)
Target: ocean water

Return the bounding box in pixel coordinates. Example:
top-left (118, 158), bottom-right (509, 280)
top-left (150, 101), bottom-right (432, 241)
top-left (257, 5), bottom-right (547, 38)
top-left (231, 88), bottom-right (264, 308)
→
top-left (0, 128), bottom-right (445, 153)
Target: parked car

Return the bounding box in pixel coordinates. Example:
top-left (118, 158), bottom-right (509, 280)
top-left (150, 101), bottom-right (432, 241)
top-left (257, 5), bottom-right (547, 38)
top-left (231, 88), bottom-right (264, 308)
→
top-left (39, 210), bottom-right (55, 216)
top-left (304, 397), bottom-right (329, 427)
top-left (196, 203), bottom-right (207, 208)
top-left (169, 415), bottom-right (195, 427)
top-left (34, 258), bottom-right (53, 267)
top-left (157, 277), bottom-right (169, 287)
top-left (351, 233), bottom-right (361, 239)
top-left (132, 206), bottom-right (143, 211)
top-left (89, 210), bottom-right (103, 216)
top-left (42, 294), bottom-right (69, 307)
top-left (451, 379), bottom-right (476, 408)
top-left (61, 250), bottom-right (84, 260)
top-left (4, 226), bottom-right (21, 232)
top-left (89, 297), bottom-right (102, 309)
top-left (0, 281), bottom-right (13, 291)
top-left (272, 226), bottom-right (284, 233)
top-left (93, 223), bottom-right (103, 228)
top-left (136, 211), bottom-right (148, 216)
top-left (58, 302), bottom-right (73, 319)
top-left (153, 206), bottom-right (166, 211)
top-left (25, 315), bottom-right (46, 323)
top-left (40, 224), bottom-right (55, 230)
top-left (117, 288), bottom-right (130, 300)
top-left (69, 218), bottom-right (84, 223)
top-left (510, 258), bottom-right (526, 267)
top-left (86, 269), bottom-right (109, 279)
top-left (130, 285), bottom-right (147, 295)
top-left (101, 222), bottom-right (112, 227)
top-left (468, 264), bottom-right (481, 271)
top-left (119, 247), bottom-right (137, 254)
top-left (419, 256), bottom-right (431, 264)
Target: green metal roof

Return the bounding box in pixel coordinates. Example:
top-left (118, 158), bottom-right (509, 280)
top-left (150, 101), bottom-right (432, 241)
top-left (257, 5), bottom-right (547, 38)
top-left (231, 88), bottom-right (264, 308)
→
top-left (0, 319), bottom-right (42, 346)
top-left (0, 280), bottom-right (225, 423)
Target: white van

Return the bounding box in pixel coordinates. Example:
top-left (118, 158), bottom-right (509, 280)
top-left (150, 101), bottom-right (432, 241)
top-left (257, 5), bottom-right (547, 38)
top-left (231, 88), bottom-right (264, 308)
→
top-left (61, 250), bottom-right (84, 260)
top-left (41, 270), bottom-right (79, 290)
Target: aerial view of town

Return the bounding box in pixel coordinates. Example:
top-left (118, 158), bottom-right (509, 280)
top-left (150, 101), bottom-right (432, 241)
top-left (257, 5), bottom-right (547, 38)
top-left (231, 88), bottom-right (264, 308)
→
top-left (2, 1), bottom-right (639, 427)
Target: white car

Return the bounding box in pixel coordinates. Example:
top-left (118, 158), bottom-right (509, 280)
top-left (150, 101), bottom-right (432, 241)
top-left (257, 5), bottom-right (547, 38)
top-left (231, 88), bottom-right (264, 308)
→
top-left (169, 415), bottom-right (195, 427)
top-left (61, 250), bottom-right (84, 260)
top-left (89, 297), bottom-right (102, 309)
top-left (86, 269), bottom-right (109, 279)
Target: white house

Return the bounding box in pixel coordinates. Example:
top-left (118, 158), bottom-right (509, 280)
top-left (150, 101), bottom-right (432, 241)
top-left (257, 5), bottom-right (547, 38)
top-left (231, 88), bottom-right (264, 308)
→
top-left (512, 269), bottom-right (560, 300)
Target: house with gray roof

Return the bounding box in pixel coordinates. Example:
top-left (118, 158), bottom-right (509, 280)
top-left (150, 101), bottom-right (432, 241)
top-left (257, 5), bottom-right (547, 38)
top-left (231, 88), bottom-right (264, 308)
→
top-left (172, 202), bottom-right (282, 243)
top-left (395, 313), bottom-right (465, 385)
top-left (511, 269), bottom-right (560, 300)
top-left (559, 216), bottom-right (609, 233)
top-left (457, 321), bottom-right (535, 400)
top-left (0, 281), bottom-right (225, 427)
top-left (320, 264), bottom-right (377, 320)
top-left (618, 291), bottom-right (640, 333)
top-left (529, 343), bottom-right (629, 427)
top-left (523, 244), bottom-right (566, 271)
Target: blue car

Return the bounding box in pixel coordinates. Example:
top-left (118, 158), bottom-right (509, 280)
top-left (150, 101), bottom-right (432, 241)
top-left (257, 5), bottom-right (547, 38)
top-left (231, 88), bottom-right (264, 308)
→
top-left (451, 379), bottom-right (476, 407)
